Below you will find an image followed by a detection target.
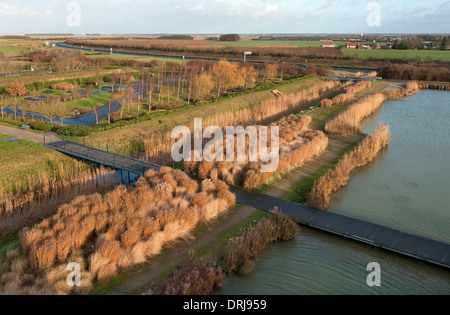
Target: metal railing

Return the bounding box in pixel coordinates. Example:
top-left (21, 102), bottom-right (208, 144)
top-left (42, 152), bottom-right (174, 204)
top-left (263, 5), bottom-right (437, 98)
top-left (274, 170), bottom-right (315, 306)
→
top-left (44, 135), bottom-right (185, 172)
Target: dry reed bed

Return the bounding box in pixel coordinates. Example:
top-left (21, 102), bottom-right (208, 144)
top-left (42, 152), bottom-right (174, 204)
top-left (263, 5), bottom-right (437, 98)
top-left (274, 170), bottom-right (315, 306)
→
top-left (384, 83), bottom-right (420, 100)
top-left (149, 260), bottom-right (224, 295)
top-left (0, 168), bottom-right (236, 295)
top-left (144, 81), bottom-right (341, 158)
top-left (147, 211), bottom-right (299, 295)
top-left (418, 83), bottom-right (450, 91)
top-left (223, 211), bottom-right (300, 275)
top-left (324, 93), bottom-right (387, 136)
top-left (0, 167), bottom-right (117, 238)
top-left (184, 115), bottom-right (329, 189)
top-left (320, 93), bottom-right (355, 108)
top-left (307, 124), bottom-right (391, 210)
top-left (320, 81), bottom-right (373, 109)
top-left (344, 81), bottom-right (372, 94)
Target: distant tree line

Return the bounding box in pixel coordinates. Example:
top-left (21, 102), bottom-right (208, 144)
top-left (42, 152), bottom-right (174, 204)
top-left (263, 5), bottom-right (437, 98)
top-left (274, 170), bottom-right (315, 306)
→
top-left (219, 34), bottom-right (241, 42)
top-left (157, 35), bottom-right (194, 40)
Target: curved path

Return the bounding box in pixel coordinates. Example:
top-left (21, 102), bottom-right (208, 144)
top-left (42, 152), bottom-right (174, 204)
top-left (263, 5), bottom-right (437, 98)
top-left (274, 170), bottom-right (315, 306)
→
top-left (0, 124), bottom-right (59, 143)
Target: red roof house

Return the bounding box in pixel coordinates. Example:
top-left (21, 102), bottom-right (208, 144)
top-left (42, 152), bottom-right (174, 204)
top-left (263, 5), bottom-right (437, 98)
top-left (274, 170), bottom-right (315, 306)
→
top-left (346, 42), bottom-right (359, 48)
top-left (322, 41), bottom-right (335, 48)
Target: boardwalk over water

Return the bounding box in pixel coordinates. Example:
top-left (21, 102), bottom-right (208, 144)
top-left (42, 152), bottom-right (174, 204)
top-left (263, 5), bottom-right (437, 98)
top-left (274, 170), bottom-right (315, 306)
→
top-left (45, 138), bottom-right (450, 269)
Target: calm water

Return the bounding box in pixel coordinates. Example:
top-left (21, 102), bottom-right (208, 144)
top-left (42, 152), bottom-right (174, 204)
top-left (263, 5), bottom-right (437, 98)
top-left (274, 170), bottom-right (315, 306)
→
top-left (219, 90), bottom-right (450, 295)
top-left (329, 90), bottom-right (450, 243)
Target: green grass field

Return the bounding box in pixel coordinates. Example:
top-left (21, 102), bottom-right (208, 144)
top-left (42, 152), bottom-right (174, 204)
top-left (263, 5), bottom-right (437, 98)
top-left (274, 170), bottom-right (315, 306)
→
top-left (64, 92), bottom-right (113, 109)
top-left (0, 40), bottom-right (42, 56)
top-left (341, 48), bottom-right (450, 61)
top-left (0, 134), bottom-right (78, 195)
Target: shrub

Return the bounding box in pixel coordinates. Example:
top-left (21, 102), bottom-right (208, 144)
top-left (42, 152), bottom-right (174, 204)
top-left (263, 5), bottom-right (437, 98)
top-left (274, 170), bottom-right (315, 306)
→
top-left (151, 260), bottom-right (224, 295)
top-left (29, 121), bottom-right (55, 132)
top-left (51, 83), bottom-right (74, 91)
top-left (223, 212), bottom-right (299, 274)
top-left (56, 125), bottom-right (93, 137)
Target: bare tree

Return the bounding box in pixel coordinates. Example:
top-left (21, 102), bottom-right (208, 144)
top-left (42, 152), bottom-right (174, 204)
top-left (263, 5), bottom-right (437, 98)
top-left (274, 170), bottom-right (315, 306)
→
top-left (93, 103), bottom-right (100, 125)
top-left (0, 94), bottom-right (13, 118)
top-left (86, 84), bottom-right (95, 98)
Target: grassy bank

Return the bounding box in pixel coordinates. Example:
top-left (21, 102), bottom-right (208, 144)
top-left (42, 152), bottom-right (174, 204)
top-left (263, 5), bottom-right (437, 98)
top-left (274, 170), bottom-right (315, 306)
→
top-left (88, 75), bottom-right (324, 149)
top-left (0, 134), bottom-right (87, 196)
top-left (282, 138), bottom-right (362, 204)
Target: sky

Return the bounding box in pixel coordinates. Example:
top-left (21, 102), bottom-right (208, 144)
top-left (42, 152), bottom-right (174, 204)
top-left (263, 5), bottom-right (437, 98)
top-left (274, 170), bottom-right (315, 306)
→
top-left (0, 0), bottom-right (449, 35)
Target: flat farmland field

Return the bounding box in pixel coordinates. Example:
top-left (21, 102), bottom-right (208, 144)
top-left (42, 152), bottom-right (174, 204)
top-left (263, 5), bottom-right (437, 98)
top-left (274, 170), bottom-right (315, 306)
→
top-left (0, 39), bottom-right (43, 56)
top-left (79, 39), bottom-right (215, 49)
top-left (341, 48), bottom-right (450, 61)
top-left (86, 53), bottom-right (187, 64)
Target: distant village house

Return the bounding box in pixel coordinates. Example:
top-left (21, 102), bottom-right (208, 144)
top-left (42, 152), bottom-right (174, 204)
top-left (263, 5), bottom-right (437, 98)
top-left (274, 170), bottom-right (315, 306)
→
top-left (322, 41), bottom-right (335, 48)
top-left (346, 42), bottom-right (359, 48)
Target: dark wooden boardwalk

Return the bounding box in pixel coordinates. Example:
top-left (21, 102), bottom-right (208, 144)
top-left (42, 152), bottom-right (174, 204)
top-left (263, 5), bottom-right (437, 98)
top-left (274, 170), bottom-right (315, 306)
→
top-left (231, 187), bottom-right (450, 269)
top-left (44, 138), bottom-right (450, 269)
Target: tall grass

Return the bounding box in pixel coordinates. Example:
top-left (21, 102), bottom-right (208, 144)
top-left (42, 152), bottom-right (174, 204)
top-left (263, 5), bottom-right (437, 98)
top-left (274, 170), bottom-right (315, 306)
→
top-left (0, 168), bottom-right (236, 295)
top-left (184, 115), bottom-right (329, 189)
top-left (223, 211), bottom-right (299, 275)
top-left (0, 167), bottom-right (117, 238)
top-left (344, 81), bottom-right (371, 94)
top-left (418, 83), bottom-right (450, 91)
top-left (324, 93), bottom-right (386, 136)
top-left (150, 260), bottom-right (224, 295)
top-left (406, 81), bottom-right (419, 91)
top-left (307, 124), bottom-right (391, 210)
top-left (330, 93), bottom-right (355, 106)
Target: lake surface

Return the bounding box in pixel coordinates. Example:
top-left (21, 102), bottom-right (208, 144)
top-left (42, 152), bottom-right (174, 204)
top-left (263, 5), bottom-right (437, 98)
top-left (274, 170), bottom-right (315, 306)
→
top-left (219, 90), bottom-right (450, 295)
top-left (329, 90), bottom-right (450, 243)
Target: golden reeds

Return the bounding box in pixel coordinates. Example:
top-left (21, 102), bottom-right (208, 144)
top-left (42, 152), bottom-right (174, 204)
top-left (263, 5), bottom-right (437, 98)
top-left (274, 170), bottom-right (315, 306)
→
top-left (1, 169), bottom-right (236, 295)
top-left (344, 81), bottom-right (371, 94)
top-left (418, 83), bottom-right (450, 91)
top-left (307, 124), bottom-right (391, 210)
top-left (325, 93), bottom-right (387, 136)
top-left (0, 167), bottom-right (117, 238)
top-left (185, 115), bottom-right (328, 190)
top-left (223, 211), bottom-right (300, 274)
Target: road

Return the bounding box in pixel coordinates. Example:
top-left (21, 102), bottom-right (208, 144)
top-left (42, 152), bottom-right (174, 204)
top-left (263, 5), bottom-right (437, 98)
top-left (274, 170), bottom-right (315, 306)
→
top-left (55, 42), bottom-right (374, 73)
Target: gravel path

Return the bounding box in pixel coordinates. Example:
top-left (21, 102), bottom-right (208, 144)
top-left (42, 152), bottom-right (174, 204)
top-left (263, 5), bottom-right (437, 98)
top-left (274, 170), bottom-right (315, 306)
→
top-left (0, 125), bottom-right (59, 144)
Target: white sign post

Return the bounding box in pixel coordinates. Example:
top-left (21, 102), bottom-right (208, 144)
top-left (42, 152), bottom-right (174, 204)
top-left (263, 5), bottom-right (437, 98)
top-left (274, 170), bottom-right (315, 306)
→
top-left (244, 51), bottom-right (252, 63)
